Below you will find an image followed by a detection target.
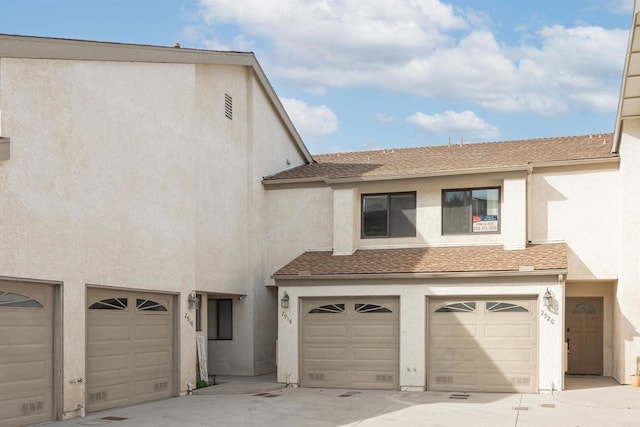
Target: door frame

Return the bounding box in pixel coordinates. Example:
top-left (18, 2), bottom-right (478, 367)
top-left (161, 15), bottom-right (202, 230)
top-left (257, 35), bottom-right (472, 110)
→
top-left (565, 296), bottom-right (604, 375)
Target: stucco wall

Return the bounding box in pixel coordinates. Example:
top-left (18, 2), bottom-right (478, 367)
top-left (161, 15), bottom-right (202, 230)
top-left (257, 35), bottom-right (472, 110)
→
top-left (0, 57), bottom-right (200, 416)
top-left (615, 118), bottom-right (640, 383)
top-left (327, 173), bottom-right (529, 251)
top-left (0, 54), bottom-right (309, 416)
top-left (530, 165), bottom-right (619, 280)
top-left (265, 185), bottom-right (333, 282)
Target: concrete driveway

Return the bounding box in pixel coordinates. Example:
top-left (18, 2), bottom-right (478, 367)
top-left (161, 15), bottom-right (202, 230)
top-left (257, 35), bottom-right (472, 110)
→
top-left (46, 376), bottom-right (640, 427)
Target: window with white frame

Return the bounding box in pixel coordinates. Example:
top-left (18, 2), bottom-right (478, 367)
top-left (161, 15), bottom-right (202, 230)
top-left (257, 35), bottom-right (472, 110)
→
top-left (442, 187), bottom-right (500, 234)
top-left (361, 192), bottom-right (416, 238)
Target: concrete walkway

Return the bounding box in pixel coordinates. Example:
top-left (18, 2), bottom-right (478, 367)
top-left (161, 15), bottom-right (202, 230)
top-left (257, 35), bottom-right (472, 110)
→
top-left (45, 376), bottom-right (640, 427)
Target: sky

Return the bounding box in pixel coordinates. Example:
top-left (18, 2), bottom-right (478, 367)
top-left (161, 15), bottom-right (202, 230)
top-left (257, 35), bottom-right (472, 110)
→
top-left (0, 0), bottom-right (634, 154)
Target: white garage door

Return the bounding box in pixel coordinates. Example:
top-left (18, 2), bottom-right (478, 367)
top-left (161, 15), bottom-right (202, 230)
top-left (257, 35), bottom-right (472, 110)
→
top-left (86, 289), bottom-right (175, 412)
top-left (301, 297), bottom-right (399, 390)
top-left (429, 297), bottom-right (537, 393)
top-left (0, 281), bottom-right (55, 427)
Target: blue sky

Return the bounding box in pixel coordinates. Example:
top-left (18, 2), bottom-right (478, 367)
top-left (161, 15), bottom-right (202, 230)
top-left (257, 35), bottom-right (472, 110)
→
top-left (0, 0), bottom-right (633, 154)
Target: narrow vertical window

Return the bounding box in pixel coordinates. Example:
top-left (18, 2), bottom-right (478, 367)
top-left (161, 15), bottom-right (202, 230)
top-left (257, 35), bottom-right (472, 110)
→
top-left (207, 298), bottom-right (233, 340)
top-left (195, 293), bottom-right (202, 331)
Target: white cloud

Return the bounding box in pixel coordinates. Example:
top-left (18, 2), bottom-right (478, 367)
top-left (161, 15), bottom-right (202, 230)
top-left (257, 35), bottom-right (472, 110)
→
top-left (406, 110), bottom-right (500, 139)
top-left (280, 97), bottom-right (338, 140)
top-left (194, 0), bottom-right (628, 116)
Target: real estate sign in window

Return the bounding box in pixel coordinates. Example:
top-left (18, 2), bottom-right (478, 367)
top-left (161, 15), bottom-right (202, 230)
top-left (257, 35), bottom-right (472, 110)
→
top-left (443, 188), bottom-right (500, 234)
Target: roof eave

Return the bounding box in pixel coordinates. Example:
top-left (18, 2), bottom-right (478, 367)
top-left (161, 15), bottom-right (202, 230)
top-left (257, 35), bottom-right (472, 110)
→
top-left (613, 7), bottom-right (640, 153)
top-left (262, 157), bottom-right (618, 186)
top-left (273, 268), bottom-right (568, 281)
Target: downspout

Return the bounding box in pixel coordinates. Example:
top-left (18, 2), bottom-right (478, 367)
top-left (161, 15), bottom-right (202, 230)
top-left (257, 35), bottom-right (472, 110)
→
top-left (526, 165), bottom-right (533, 244)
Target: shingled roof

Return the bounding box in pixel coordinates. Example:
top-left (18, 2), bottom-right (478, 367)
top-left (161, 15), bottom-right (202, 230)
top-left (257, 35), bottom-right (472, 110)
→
top-left (273, 243), bottom-right (567, 278)
top-left (264, 134), bottom-right (616, 183)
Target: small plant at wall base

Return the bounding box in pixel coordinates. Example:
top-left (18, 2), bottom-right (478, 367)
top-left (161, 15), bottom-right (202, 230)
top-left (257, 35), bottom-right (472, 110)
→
top-left (196, 380), bottom-right (209, 389)
top-left (631, 356), bottom-right (640, 387)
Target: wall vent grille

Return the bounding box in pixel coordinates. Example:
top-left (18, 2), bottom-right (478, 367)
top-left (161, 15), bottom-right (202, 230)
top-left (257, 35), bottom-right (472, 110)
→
top-left (154, 381), bottom-right (168, 391)
top-left (89, 391), bottom-right (107, 402)
top-left (21, 400), bottom-right (44, 415)
top-left (224, 94), bottom-right (233, 120)
top-left (510, 377), bottom-right (530, 386)
top-left (435, 375), bottom-right (454, 384)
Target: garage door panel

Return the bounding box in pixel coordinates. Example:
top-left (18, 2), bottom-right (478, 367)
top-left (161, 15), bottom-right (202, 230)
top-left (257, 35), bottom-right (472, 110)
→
top-left (352, 324), bottom-right (395, 338)
top-left (484, 348), bottom-right (534, 363)
top-left (305, 324), bottom-right (348, 339)
top-left (136, 350), bottom-right (171, 367)
top-left (1, 325), bottom-right (50, 348)
top-left (87, 353), bottom-right (129, 373)
top-left (305, 347), bottom-right (348, 361)
top-left (0, 359), bottom-right (49, 385)
top-left (352, 347), bottom-right (397, 362)
top-left (431, 324), bottom-right (478, 337)
top-left (86, 289), bottom-right (174, 413)
top-left (431, 348), bottom-right (481, 362)
top-left (484, 324), bottom-right (532, 338)
top-left (301, 297), bottom-right (399, 390)
top-left (87, 325), bottom-right (132, 343)
top-left (431, 337), bottom-right (480, 349)
top-left (0, 282), bottom-right (55, 427)
top-left (429, 297), bottom-right (537, 393)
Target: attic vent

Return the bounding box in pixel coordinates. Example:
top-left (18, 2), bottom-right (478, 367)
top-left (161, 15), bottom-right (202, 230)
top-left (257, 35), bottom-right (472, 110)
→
top-left (224, 93), bottom-right (233, 120)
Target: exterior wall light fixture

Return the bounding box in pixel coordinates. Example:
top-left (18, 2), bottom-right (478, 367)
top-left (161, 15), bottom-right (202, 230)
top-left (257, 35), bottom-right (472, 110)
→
top-left (281, 291), bottom-right (289, 309)
top-left (188, 291), bottom-right (200, 309)
top-left (543, 288), bottom-right (553, 309)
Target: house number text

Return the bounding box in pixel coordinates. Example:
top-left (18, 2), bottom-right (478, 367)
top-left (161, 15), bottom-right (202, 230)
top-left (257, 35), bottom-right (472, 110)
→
top-left (281, 311), bottom-right (292, 324)
top-left (184, 312), bottom-right (194, 327)
top-left (540, 310), bottom-right (555, 324)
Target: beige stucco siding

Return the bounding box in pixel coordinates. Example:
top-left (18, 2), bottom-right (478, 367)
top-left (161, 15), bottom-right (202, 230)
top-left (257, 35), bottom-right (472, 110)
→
top-left (0, 57), bottom-right (199, 416)
top-left (615, 118), bottom-right (640, 384)
top-left (530, 165), bottom-right (619, 280)
top-left (0, 53), bottom-right (309, 416)
top-left (329, 173), bottom-right (526, 250)
top-left (265, 186), bottom-right (333, 285)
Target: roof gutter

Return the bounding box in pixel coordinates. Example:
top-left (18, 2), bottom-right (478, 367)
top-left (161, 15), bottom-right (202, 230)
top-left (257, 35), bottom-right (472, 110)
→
top-left (273, 268), bottom-right (568, 281)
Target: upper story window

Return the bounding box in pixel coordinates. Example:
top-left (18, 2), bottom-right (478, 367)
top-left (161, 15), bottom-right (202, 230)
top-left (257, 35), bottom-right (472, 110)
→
top-left (362, 192), bottom-right (416, 238)
top-left (442, 187), bottom-right (500, 234)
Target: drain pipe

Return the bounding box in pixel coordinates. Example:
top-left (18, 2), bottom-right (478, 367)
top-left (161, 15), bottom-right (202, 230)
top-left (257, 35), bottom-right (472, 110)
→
top-left (187, 383), bottom-right (193, 395)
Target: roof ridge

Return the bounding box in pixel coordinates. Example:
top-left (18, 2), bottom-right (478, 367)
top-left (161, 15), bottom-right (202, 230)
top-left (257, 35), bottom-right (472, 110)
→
top-left (313, 133), bottom-right (613, 159)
